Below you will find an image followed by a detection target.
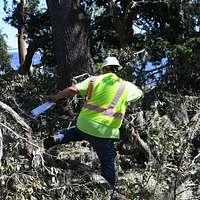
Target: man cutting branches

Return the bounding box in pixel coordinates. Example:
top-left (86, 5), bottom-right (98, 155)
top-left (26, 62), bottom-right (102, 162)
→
top-left (44, 56), bottom-right (145, 188)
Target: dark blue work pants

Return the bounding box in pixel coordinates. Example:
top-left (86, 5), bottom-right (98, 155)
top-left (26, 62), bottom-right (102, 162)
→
top-left (56, 126), bottom-right (116, 187)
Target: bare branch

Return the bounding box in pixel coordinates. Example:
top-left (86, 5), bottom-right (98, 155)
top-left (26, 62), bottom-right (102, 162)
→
top-left (0, 101), bottom-right (31, 132)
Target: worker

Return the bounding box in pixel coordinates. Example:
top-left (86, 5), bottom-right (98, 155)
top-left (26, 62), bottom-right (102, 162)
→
top-left (43, 56), bottom-right (143, 188)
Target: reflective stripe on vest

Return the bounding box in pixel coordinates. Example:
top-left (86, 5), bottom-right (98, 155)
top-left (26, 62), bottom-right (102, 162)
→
top-left (109, 80), bottom-right (126, 109)
top-left (84, 79), bottom-right (127, 118)
top-left (84, 104), bottom-right (124, 118)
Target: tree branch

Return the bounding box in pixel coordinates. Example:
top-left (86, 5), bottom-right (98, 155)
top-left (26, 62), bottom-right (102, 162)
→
top-left (0, 101), bottom-right (33, 156)
top-left (0, 101), bottom-right (31, 131)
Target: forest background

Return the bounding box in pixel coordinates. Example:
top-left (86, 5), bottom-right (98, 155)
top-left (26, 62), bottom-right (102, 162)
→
top-left (0, 0), bottom-right (200, 200)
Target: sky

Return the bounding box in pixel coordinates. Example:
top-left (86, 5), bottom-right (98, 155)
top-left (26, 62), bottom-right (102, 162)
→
top-left (0, 0), bottom-right (46, 50)
top-left (0, 0), bottom-right (18, 49)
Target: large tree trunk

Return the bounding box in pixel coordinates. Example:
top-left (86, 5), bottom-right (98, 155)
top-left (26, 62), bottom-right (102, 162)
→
top-left (17, 0), bottom-right (27, 66)
top-left (46, 0), bottom-right (89, 89)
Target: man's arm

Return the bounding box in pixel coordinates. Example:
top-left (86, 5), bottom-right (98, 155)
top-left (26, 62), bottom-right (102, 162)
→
top-left (48, 86), bottom-right (79, 102)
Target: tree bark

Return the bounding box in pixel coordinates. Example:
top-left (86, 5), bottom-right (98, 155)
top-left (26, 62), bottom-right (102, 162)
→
top-left (17, 0), bottom-right (27, 66)
top-left (46, 0), bottom-right (90, 89)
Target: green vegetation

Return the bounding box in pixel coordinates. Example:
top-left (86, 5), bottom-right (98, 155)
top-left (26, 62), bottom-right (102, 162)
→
top-left (1, 0), bottom-right (200, 199)
top-left (0, 31), bottom-right (10, 72)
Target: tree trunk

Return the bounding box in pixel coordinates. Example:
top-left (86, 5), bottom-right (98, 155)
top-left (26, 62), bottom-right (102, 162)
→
top-left (19, 36), bottom-right (49, 74)
top-left (17, 0), bottom-right (27, 66)
top-left (46, 0), bottom-right (90, 89)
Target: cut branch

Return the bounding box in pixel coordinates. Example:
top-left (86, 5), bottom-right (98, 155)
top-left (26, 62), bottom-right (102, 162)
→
top-left (0, 101), bottom-right (31, 131)
top-left (0, 101), bottom-right (33, 156)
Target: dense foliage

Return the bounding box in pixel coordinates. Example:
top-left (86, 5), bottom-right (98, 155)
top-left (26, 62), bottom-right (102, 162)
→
top-left (0, 31), bottom-right (10, 72)
top-left (0, 72), bottom-right (200, 199)
top-left (3, 0), bottom-right (55, 70)
top-left (1, 0), bottom-right (200, 199)
top-left (162, 37), bottom-right (200, 94)
top-left (84, 0), bottom-right (200, 92)
top-left (3, 0), bottom-right (200, 92)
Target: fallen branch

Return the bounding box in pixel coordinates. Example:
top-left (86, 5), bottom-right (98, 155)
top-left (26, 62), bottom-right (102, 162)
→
top-left (0, 101), bottom-right (33, 156)
top-left (0, 122), bottom-right (38, 149)
top-left (0, 101), bottom-right (31, 132)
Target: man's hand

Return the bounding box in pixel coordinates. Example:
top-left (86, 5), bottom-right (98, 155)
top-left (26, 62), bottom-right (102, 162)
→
top-left (47, 86), bottom-right (79, 102)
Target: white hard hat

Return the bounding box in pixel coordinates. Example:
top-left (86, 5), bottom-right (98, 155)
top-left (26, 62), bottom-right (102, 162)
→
top-left (103, 57), bottom-right (122, 70)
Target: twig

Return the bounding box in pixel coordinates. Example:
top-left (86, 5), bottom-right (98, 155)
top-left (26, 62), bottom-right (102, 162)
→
top-left (0, 122), bottom-right (39, 149)
top-left (0, 122), bottom-right (55, 174)
top-left (12, 98), bottom-right (37, 121)
top-left (72, 73), bottom-right (90, 84)
top-left (133, 49), bottom-right (146, 55)
top-left (189, 152), bottom-right (200, 167)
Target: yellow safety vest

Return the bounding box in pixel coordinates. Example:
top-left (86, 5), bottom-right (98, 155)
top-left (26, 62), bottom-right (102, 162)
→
top-left (79, 73), bottom-right (128, 128)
